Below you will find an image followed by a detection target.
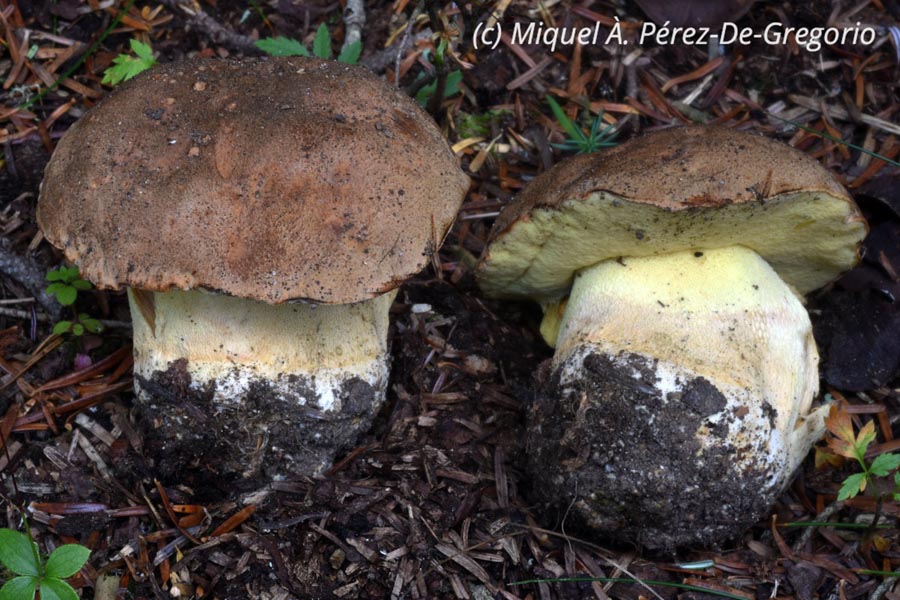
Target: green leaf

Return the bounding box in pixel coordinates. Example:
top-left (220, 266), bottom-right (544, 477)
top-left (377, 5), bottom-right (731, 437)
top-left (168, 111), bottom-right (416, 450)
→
top-left (44, 545), bottom-right (90, 579)
top-left (46, 269), bottom-right (65, 282)
top-left (837, 472), bottom-right (867, 501)
top-left (71, 323), bottom-right (85, 336)
top-left (81, 319), bottom-right (104, 334)
top-left (416, 80), bottom-right (438, 106)
top-left (130, 38), bottom-right (154, 61)
top-left (64, 267), bottom-right (80, 281)
top-left (46, 283), bottom-right (66, 296)
top-left (55, 286), bottom-right (77, 306)
top-left (855, 420), bottom-right (877, 455)
top-left (102, 40), bottom-right (157, 86)
top-left (0, 576), bottom-right (37, 600)
top-left (0, 530), bottom-right (40, 576)
top-left (37, 578), bottom-right (79, 600)
top-left (415, 70), bottom-right (463, 107)
top-left (870, 453), bottom-right (900, 477)
top-left (313, 23), bottom-right (332, 59)
top-left (444, 70), bottom-right (462, 98)
top-left (337, 40), bottom-right (362, 64)
top-left (52, 321), bottom-right (72, 335)
top-left (70, 279), bottom-right (92, 291)
top-left (434, 37), bottom-right (448, 67)
top-left (254, 37), bottom-right (309, 57)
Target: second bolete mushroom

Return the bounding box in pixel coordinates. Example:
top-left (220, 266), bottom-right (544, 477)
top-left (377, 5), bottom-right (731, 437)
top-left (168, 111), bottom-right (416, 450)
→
top-left (38, 57), bottom-right (469, 482)
top-left (478, 127), bottom-right (866, 548)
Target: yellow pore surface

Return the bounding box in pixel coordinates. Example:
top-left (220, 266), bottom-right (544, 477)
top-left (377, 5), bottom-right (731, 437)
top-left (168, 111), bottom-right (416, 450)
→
top-left (479, 190), bottom-right (865, 302)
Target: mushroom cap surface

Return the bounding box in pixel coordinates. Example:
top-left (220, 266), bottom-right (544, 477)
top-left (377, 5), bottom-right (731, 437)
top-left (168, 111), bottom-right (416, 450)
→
top-left (477, 126), bottom-right (866, 301)
top-left (38, 57), bottom-right (469, 304)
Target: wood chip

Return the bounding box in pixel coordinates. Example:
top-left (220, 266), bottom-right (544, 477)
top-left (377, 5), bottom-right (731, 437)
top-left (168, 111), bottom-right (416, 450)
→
top-left (74, 413), bottom-right (117, 447)
top-left (75, 427), bottom-right (112, 479)
top-left (345, 536), bottom-right (378, 563)
top-left (436, 542), bottom-right (492, 584)
top-left (788, 94), bottom-right (900, 136)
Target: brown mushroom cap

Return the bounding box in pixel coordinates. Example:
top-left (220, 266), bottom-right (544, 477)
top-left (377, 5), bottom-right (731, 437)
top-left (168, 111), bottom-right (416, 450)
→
top-left (38, 57), bottom-right (469, 305)
top-left (477, 126), bottom-right (867, 301)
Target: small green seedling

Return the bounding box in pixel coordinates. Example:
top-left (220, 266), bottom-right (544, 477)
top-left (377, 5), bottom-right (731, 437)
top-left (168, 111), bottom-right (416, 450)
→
top-left (455, 109), bottom-right (511, 139)
top-left (52, 314), bottom-right (103, 337)
top-left (415, 70), bottom-right (462, 107)
top-left (546, 95), bottom-right (618, 154)
top-left (46, 267), bottom-right (91, 307)
top-left (414, 38), bottom-right (462, 109)
top-left (256, 23), bottom-right (362, 64)
top-left (818, 403), bottom-right (900, 501)
top-left (0, 528), bottom-right (90, 600)
top-left (102, 39), bottom-right (157, 86)
top-left (45, 267), bottom-right (103, 337)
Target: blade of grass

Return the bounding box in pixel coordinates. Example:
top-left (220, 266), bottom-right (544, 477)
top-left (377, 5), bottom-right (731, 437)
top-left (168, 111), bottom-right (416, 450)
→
top-left (546, 95), bottom-right (587, 143)
top-left (764, 110), bottom-right (900, 169)
top-left (782, 521), bottom-right (892, 529)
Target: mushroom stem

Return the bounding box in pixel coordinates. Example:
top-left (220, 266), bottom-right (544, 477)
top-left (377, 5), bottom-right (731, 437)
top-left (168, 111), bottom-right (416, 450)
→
top-left (128, 288), bottom-right (396, 477)
top-left (129, 288), bottom-right (396, 409)
top-left (530, 246), bottom-right (826, 544)
top-left (552, 246), bottom-right (824, 477)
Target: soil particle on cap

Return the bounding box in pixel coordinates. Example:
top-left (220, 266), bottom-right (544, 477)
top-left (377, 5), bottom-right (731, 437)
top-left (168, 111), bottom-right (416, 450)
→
top-left (525, 349), bottom-right (773, 551)
top-left (134, 359), bottom-right (378, 495)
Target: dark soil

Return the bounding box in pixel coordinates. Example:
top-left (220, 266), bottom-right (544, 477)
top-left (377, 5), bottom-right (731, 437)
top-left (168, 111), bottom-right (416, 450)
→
top-left (1, 1), bottom-right (900, 599)
top-left (527, 349), bottom-right (773, 551)
top-left (136, 359), bottom-right (381, 491)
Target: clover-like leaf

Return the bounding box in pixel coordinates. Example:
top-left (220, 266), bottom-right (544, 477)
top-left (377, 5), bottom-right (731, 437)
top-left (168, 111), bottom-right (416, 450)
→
top-left (44, 544), bottom-right (91, 579)
top-left (0, 576), bottom-right (37, 600)
top-left (37, 578), bottom-right (79, 600)
top-left (0, 529), bottom-right (40, 577)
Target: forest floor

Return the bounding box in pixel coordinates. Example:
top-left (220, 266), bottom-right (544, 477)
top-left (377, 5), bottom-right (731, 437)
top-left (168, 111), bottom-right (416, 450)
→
top-left (1, 0), bottom-right (900, 598)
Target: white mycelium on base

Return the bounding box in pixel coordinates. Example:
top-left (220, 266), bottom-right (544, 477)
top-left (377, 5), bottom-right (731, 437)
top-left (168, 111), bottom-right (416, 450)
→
top-left (129, 288), bottom-right (396, 412)
top-left (549, 246), bottom-right (825, 492)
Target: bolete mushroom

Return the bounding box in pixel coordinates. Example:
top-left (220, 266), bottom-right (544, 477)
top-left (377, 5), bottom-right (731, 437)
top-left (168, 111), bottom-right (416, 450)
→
top-left (38, 57), bottom-right (469, 482)
top-left (477, 127), bottom-right (867, 548)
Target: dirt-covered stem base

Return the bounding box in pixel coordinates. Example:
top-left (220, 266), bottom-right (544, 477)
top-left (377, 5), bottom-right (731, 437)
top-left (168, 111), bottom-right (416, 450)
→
top-left (528, 247), bottom-right (827, 549)
top-left (128, 288), bottom-right (396, 482)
